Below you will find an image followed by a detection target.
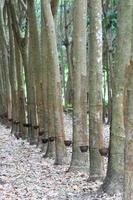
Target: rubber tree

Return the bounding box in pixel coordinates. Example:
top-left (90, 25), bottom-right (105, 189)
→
top-left (89, 0), bottom-right (104, 179)
top-left (124, 4), bottom-right (133, 199)
top-left (8, 0), bottom-right (27, 139)
top-left (0, 1), bottom-right (12, 120)
top-left (102, 0), bottom-right (132, 194)
top-left (15, 40), bottom-right (27, 139)
top-left (69, 0), bottom-right (89, 172)
top-left (41, 0), bottom-right (66, 165)
top-left (27, 0), bottom-right (45, 144)
top-left (7, 6), bottom-right (20, 136)
top-left (8, 0), bottom-right (31, 139)
top-left (38, 2), bottom-right (48, 151)
top-left (40, 1), bottom-right (56, 156)
top-left (64, 0), bottom-right (73, 106)
top-left (27, 0), bottom-right (40, 144)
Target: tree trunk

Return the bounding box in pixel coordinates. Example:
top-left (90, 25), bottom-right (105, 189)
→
top-left (15, 40), bottom-right (27, 139)
top-left (89, 0), bottom-right (104, 179)
top-left (102, 0), bottom-right (132, 194)
top-left (27, 0), bottom-right (39, 144)
top-left (8, 7), bottom-right (19, 136)
top-left (69, 0), bottom-right (89, 172)
top-left (0, 2), bottom-right (12, 120)
top-left (124, 7), bottom-right (133, 199)
top-left (41, 0), bottom-right (66, 165)
top-left (124, 64), bottom-right (133, 200)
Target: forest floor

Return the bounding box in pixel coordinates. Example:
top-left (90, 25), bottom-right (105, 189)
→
top-left (0, 114), bottom-right (122, 200)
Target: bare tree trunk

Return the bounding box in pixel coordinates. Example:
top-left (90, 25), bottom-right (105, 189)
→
top-left (69, 0), bottom-right (89, 172)
top-left (0, 2), bottom-right (12, 120)
top-left (89, 0), bottom-right (104, 179)
top-left (15, 40), bottom-right (27, 139)
top-left (27, 0), bottom-right (39, 144)
top-left (41, 0), bottom-right (66, 165)
top-left (64, 0), bottom-right (73, 106)
top-left (8, 7), bottom-right (19, 136)
top-left (102, 0), bottom-right (132, 194)
top-left (124, 64), bottom-right (133, 200)
top-left (37, 3), bottom-right (50, 153)
top-left (124, 7), bottom-right (133, 199)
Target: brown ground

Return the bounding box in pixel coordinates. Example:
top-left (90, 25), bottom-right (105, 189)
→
top-left (0, 114), bottom-right (122, 200)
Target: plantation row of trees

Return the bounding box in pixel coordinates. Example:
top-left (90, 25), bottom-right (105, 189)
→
top-left (0, 0), bottom-right (133, 199)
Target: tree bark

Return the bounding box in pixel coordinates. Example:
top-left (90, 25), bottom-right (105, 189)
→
top-left (41, 0), bottom-right (66, 165)
top-left (89, 0), bottom-right (104, 179)
top-left (102, 0), bottom-right (132, 194)
top-left (27, 0), bottom-right (39, 144)
top-left (124, 6), bottom-right (133, 199)
top-left (69, 0), bottom-right (89, 172)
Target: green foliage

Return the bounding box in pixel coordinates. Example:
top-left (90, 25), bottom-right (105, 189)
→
top-left (105, 10), bottom-right (117, 30)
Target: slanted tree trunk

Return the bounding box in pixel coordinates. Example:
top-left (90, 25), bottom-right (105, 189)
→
top-left (102, 0), bottom-right (132, 194)
top-left (41, 0), bottom-right (66, 165)
top-left (89, 0), bottom-right (104, 179)
top-left (69, 0), bottom-right (89, 172)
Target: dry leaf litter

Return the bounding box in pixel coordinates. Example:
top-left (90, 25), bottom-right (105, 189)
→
top-left (0, 114), bottom-right (122, 200)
